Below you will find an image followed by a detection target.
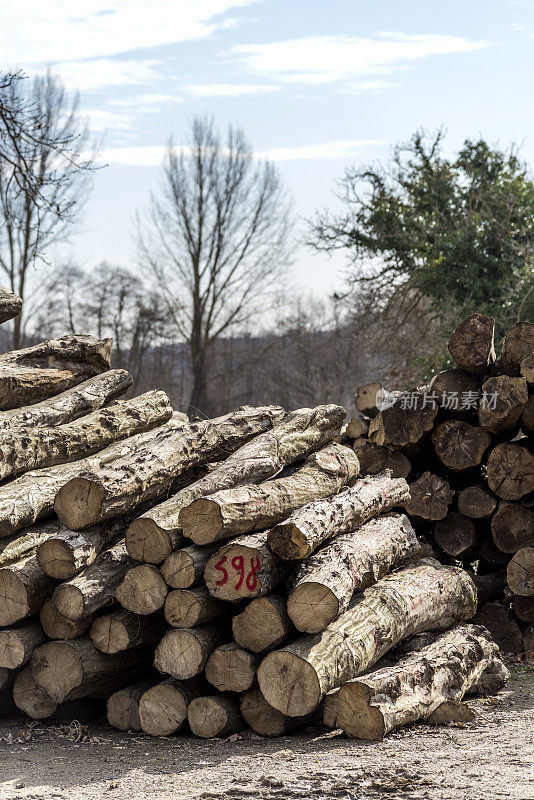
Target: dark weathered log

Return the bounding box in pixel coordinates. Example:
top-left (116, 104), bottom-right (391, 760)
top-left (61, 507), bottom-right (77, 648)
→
top-left (472, 571), bottom-right (506, 602)
top-left (239, 689), bottom-right (314, 736)
top-left (232, 595), bottom-right (293, 653)
top-left (204, 532), bottom-right (290, 602)
top-left (491, 502), bottom-right (534, 553)
top-left (55, 405), bottom-right (286, 530)
top-left (368, 392), bottom-right (438, 452)
top-left (355, 382), bottom-right (383, 418)
top-left (287, 514), bottom-right (421, 633)
top-left (160, 544), bottom-right (219, 589)
top-left (474, 602), bottom-right (523, 653)
top-left (205, 644), bottom-right (260, 693)
top-left (155, 624), bottom-right (227, 680)
top-left (37, 518), bottom-right (125, 579)
top-left (521, 355), bottom-right (534, 385)
top-left (0, 286), bottom-right (22, 323)
top-left (164, 586), bottom-right (227, 628)
top-left (90, 609), bottom-right (165, 654)
top-left (477, 375), bottom-right (528, 434)
top-left (507, 547), bottom-right (534, 596)
top-left (429, 369), bottom-right (481, 413)
top-left (107, 682), bottom-right (151, 732)
top-left (0, 390), bottom-right (172, 480)
top-left (521, 395), bottom-right (534, 434)
top-left (352, 440), bottom-right (411, 478)
top-left (268, 471), bottom-right (410, 561)
top-left (138, 678), bottom-right (201, 736)
top-left (457, 485), bottom-right (497, 519)
top-left (499, 321), bottom-right (534, 377)
top-left (486, 443), bottom-right (534, 500)
top-left (0, 621), bottom-right (45, 669)
top-left (448, 313), bottom-right (495, 375)
top-left (0, 334), bottom-right (112, 410)
top-left (405, 472), bottom-right (453, 520)
top-left (513, 595), bottom-right (534, 623)
top-left (188, 694), bottom-right (243, 739)
top-left (323, 624), bottom-right (507, 740)
top-left (0, 667), bottom-right (12, 691)
top-left (180, 442), bottom-right (359, 545)
top-left (432, 420), bottom-right (491, 471)
top-left (0, 554), bottom-right (56, 626)
top-left (434, 512), bottom-right (478, 560)
top-left (257, 560), bottom-right (477, 717)
top-left (39, 598), bottom-right (94, 640)
top-left (115, 564), bottom-right (168, 616)
top-left (30, 637), bottom-right (150, 702)
top-left (126, 404), bottom-right (344, 563)
top-left (479, 536), bottom-right (510, 567)
top-left (13, 667), bottom-right (58, 720)
top-left (52, 541), bottom-right (135, 620)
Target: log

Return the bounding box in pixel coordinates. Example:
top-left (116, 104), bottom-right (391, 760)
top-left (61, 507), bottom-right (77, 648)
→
top-left (204, 532), bottom-right (290, 602)
top-left (54, 405), bottom-right (286, 530)
top-left (257, 560), bottom-right (477, 717)
top-left (427, 701), bottom-right (475, 725)
top-left (0, 554), bottom-right (56, 626)
top-left (351, 440), bottom-right (411, 478)
top-left (180, 442), bottom-right (359, 545)
top-left (90, 609), bottom-right (165, 654)
top-left (287, 514), bottom-right (421, 634)
top-left (457, 485), bottom-right (497, 519)
top-left (39, 598), bottom-right (94, 640)
top-left (160, 544), bottom-right (219, 589)
top-left (0, 621), bottom-right (45, 669)
top-left (521, 354), bottom-right (534, 385)
top-left (0, 286), bottom-right (23, 323)
top-left (0, 334), bottom-right (112, 410)
top-left (239, 689), bottom-right (313, 736)
top-left (491, 502), bottom-right (534, 553)
top-left (52, 541), bottom-right (135, 620)
top-left (355, 382), bottom-right (383, 418)
top-left (37, 518), bottom-right (126, 579)
top-left (0, 519), bottom-right (67, 567)
top-left (479, 537), bottom-right (510, 567)
top-left (164, 586), bottom-right (227, 628)
top-left (0, 390), bottom-right (173, 480)
top-left (126, 404), bottom-right (344, 563)
top-left (405, 472), bottom-right (453, 520)
top-left (115, 564), bottom-right (168, 615)
top-left (107, 682), bottom-right (151, 732)
top-left (431, 420), bottom-right (491, 471)
top-left (154, 624), bottom-right (227, 680)
top-left (507, 547), bottom-right (534, 596)
top-left (521, 395), bottom-right (534, 434)
top-left (513, 595), bottom-right (534, 623)
top-left (30, 637), bottom-right (150, 702)
top-left (323, 624), bottom-right (507, 740)
top-left (368, 391), bottom-right (438, 452)
top-left (477, 375), bottom-right (528, 434)
top-left (268, 471), bottom-right (410, 560)
top-left (499, 321), bottom-right (534, 377)
top-left (434, 512), bottom-right (478, 561)
top-left (13, 667), bottom-right (58, 720)
top-left (448, 313), bottom-right (495, 375)
top-left (139, 678), bottom-right (201, 736)
top-left (188, 694), bottom-right (243, 739)
top-left (232, 594), bottom-right (293, 653)
top-left (473, 602), bottom-right (524, 653)
top-left (205, 644), bottom-right (260, 693)
top-left (486, 443), bottom-right (534, 500)
top-left (429, 369), bottom-right (481, 414)
top-left (346, 416), bottom-right (369, 439)
top-left (0, 369), bottom-right (132, 430)
top-left (472, 571), bottom-right (506, 602)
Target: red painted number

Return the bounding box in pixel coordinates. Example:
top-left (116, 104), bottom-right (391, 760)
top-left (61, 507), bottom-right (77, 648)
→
top-left (246, 557), bottom-right (261, 591)
top-left (214, 555), bottom-right (228, 587)
top-left (232, 555), bottom-right (245, 589)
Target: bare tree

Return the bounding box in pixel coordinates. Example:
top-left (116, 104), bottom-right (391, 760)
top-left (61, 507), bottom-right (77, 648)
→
top-left (0, 71), bottom-right (95, 347)
top-left (137, 116), bottom-right (293, 416)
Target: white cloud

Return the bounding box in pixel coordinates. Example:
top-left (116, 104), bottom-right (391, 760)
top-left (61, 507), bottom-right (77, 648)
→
top-left (56, 59), bottom-right (162, 91)
top-left (184, 83), bottom-right (281, 97)
top-left (258, 139), bottom-right (386, 161)
top-left (100, 145), bottom-right (168, 166)
top-left (233, 33), bottom-right (490, 84)
top-left (85, 108), bottom-right (135, 132)
top-left (338, 80), bottom-right (397, 95)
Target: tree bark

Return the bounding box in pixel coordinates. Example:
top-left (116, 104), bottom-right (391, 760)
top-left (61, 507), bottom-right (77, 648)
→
top-left (160, 543), bottom-right (219, 588)
top-left (204, 531), bottom-right (290, 602)
top-left (323, 624), bottom-right (508, 740)
top-left (486, 443), bottom-right (534, 500)
top-left (287, 514), bottom-right (421, 634)
top-left (0, 554), bottom-right (56, 626)
top-left (180, 442), bottom-right (359, 545)
top-left (521, 354), bottom-right (534, 385)
top-left (0, 519), bottom-right (67, 566)
top-left (90, 609), bottom-right (165, 654)
top-left (107, 682), bottom-right (151, 732)
top-left (232, 594), bottom-right (293, 653)
top-left (125, 404), bottom-right (344, 562)
top-left (431, 420), bottom-right (491, 471)
top-left (0, 286), bottom-right (23, 323)
top-left (368, 393), bottom-right (438, 452)
top-left (521, 395), bottom-right (534, 434)
top-left (138, 678), bottom-right (201, 736)
top-left (499, 321), bottom-right (534, 377)
top-left (434, 512), bottom-right (478, 560)
top-left (0, 390), bottom-right (172, 480)
top-left (239, 689), bottom-right (314, 736)
top-left (268, 471), bottom-right (410, 560)
top-left (37, 518), bottom-right (126, 579)
top-left (0, 621), bottom-right (45, 669)
top-left (39, 598), bottom-right (94, 640)
top-left (257, 560), bottom-right (477, 717)
top-left (205, 643), bottom-right (260, 693)
top-left (352, 440), bottom-right (411, 478)
top-left (0, 334), bottom-right (112, 410)
top-left (115, 564), bottom-right (168, 615)
top-left (404, 472), bottom-right (453, 520)
top-left (52, 541), bottom-right (135, 620)
top-left (188, 694), bottom-right (243, 739)
top-left (457, 485), bottom-right (497, 519)
top-left (491, 502), bottom-right (534, 553)
top-left (30, 636), bottom-right (151, 702)
top-left (164, 586), bottom-right (227, 628)
top-left (54, 405), bottom-right (286, 530)
top-left (507, 547), bottom-right (534, 596)
top-left (448, 313), bottom-right (495, 375)
top-left (478, 376), bottom-right (528, 433)
top-left (154, 624), bottom-right (227, 680)
top-left (474, 602), bottom-right (524, 653)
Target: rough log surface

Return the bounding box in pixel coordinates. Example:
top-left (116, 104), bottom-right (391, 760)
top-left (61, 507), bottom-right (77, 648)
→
top-left (37, 518), bottom-right (126, 579)
top-left (368, 393), bottom-right (438, 452)
top-left (491, 502), bottom-right (534, 553)
top-left (107, 682), bottom-right (151, 732)
top-left (154, 624), bottom-right (227, 680)
top-left (448, 313), bottom-right (495, 375)
top-left (188, 694), bottom-right (243, 739)
top-left (486, 443), bottom-right (534, 500)
top-left (0, 520), bottom-right (67, 566)
top-left (457, 485), bottom-right (497, 519)
top-left (13, 667), bottom-right (58, 720)
top-left (39, 598), bottom-right (94, 640)
top-left (164, 586), bottom-right (227, 628)
top-left (0, 554), bottom-right (56, 625)
top-left (160, 544), bottom-right (219, 589)
top-left (0, 621), bottom-right (45, 669)
top-left (507, 547), bottom-right (534, 596)
top-left (352, 440), bottom-right (411, 479)
top-left (90, 609), bottom-right (165, 654)
top-left (432, 420), bottom-right (491, 472)
top-left (0, 286), bottom-right (23, 323)
top-left (405, 472), bottom-right (453, 520)
top-left (205, 644), bottom-right (260, 693)
top-left (138, 678), bottom-right (201, 736)
top-left (478, 376), bottom-right (528, 433)
top-left (499, 322), bottom-right (534, 376)
top-left (232, 594), bottom-right (293, 653)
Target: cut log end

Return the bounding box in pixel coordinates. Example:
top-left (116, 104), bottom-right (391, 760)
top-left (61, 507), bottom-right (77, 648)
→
top-left (507, 547), bottom-right (534, 596)
top-left (267, 523), bottom-right (308, 561)
top-left (52, 584), bottom-right (85, 621)
top-left (257, 650), bottom-right (321, 717)
top-left (90, 616), bottom-right (130, 654)
top-left (30, 641), bottom-right (83, 703)
top-left (37, 539), bottom-right (76, 580)
top-left (115, 565), bottom-right (168, 616)
top-left (154, 630), bottom-right (204, 680)
top-left (180, 498), bottom-right (222, 545)
top-left (54, 478), bottom-right (105, 530)
top-left (0, 568), bottom-right (29, 626)
top-left (138, 681), bottom-right (189, 736)
top-left (187, 694), bottom-right (243, 739)
top-left (286, 582), bottom-right (339, 635)
top-left (324, 682), bottom-right (384, 740)
top-left (13, 668), bottom-right (58, 720)
top-left (125, 518), bottom-right (173, 565)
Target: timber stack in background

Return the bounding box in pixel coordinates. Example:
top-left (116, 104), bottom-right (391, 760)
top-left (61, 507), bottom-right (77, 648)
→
top-left (0, 288), bottom-right (526, 741)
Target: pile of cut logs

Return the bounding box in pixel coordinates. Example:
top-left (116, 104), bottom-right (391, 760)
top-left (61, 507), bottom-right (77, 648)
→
top-left (0, 290), bottom-right (521, 740)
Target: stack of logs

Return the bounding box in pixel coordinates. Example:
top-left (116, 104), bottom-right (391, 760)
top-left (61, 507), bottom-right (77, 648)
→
top-left (0, 289), bottom-right (516, 741)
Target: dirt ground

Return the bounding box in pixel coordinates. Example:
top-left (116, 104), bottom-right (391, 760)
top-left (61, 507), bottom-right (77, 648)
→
top-left (0, 663), bottom-right (532, 800)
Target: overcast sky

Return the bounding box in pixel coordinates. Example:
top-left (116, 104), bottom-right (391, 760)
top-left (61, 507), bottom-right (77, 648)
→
top-left (4, 0), bottom-right (534, 296)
